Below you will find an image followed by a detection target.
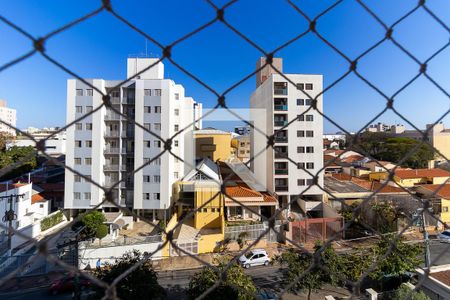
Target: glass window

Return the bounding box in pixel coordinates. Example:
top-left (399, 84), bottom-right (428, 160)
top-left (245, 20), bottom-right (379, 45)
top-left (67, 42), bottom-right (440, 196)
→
top-left (297, 146), bottom-right (305, 153)
top-left (154, 106), bottom-right (161, 113)
top-left (296, 83), bottom-right (304, 90)
top-left (86, 89), bottom-right (93, 96)
top-left (174, 140), bottom-right (179, 147)
top-left (297, 179), bottom-right (305, 186)
top-left (74, 192), bottom-right (81, 200)
top-left (145, 140), bottom-right (151, 148)
top-left (85, 140), bottom-right (92, 148)
top-left (154, 175), bottom-right (160, 183)
top-left (154, 141), bottom-right (161, 148)
top-left (144, 89), bottom-right (151, 96)
top-left (154, 193), bottom-right (160, 200)
top-left (74, 175), bottom-right (81, 182)
top-left (111, 90), bottom-right (120, 98)
top-left (144, 123), bottom-right (151, 131)
top-left (306, 131), bottom-right (314, 137)
top-left (76, 89), bottom-right (83, 96)
top-left (84, 192), bottom-right (91, 200)
top-left (144, 193), bottom-right (150, 200)
top-left (305, 99), bottom-right (313, 106)
top-left (297, 130), bottom-right (305, 137)
top-left (144, 106), bottom-right (151, 113)
top-left (75, 106), bottom-right (83, 113)
top-left (75, 140), bottom-right (82, 148)
top-left (86, 106), bottom-right (93, 113)
top-left (297, 99), bottom-right (304, 106)
top-left (174, 93), bottom-right (179, 100)
top-left (75, 123), bottom-right (82, 130)
top-left (86, 123), bottom-right (92, 130)
top-left (306, 179), bottom-right (314, 185)
top-left (298, 115), bottom-right (304, 121)
top-left (306, 146), bottom-right (314, 153)
top-left (74, 158), bottom-right (81, 165)
top-left (174, 124), bottom-right (179, 132)
top-left (85, 158), bottom-right (92, 165)
top-left (297, 162), bottom-right (305, 169)
top-left (305, 83), bottom-right (313, 90)
top-left (306, 162), bottom-right (314, 169)
top-left (306, 115), bottom-right (314, 121)
top-left (174, 109), bottom-right (179, 116)
top-left (143, 175), bottom-right (151, 182)
top-left (154, 123), bottom-right (161, 130)
top-left (154, 89), bottom-right (162, 96)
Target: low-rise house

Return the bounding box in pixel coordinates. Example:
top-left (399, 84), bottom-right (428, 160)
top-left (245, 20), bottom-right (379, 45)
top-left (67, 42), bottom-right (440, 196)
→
top-left (416, 184), bottom-right (450, 227)
top-left (194, 128), bottom-right (235, 161)
top-left (231, 135), bottom-right (250, 163)
top-left (370, 168), bottom-right (450, 187)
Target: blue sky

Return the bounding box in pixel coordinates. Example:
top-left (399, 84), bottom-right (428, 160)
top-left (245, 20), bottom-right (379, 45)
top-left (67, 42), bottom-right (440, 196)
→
top-left (0, 0), bottom-right (448, 133)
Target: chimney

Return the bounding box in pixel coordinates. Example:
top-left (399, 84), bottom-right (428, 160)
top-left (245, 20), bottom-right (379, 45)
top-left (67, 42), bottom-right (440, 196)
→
top-left (256, 57), bottom-right (283, 87)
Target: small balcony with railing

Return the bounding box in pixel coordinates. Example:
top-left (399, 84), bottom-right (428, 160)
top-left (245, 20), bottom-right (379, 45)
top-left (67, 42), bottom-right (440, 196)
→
top-left (275, 178), bottom-right (289, 192)
top-left (274, 146), bottom-right (288, 159)
top-left (274, 114), bottom-right (288, 127)
top-left (104, 130), bottom-right (120, 138)
top-left (104, 163), bottom-right (120, 172)
top-left (274, 162), bottom-right (288, 175)
top-left (274, 130), bottom-right (288, 143)
top-left (274, 82), bottom-right (288, 95)
top-left (105, 111), bottom-right (121, 121)
top-left (274, 98), bottom-right (288, 111)
top-left (104, 147), bottom-right (120, 155)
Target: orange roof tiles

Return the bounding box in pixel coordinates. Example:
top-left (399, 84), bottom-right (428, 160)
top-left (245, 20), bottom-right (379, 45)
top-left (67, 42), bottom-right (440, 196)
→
top-left (430, 270), bottom-right (450, 286)
top-left (331, 173), bottom-right (405, 193)
top-left (225, 185), bottom-right (261, 198)
top-left (31, 194), bottom-right (46, 204)
top-left (0, 183), bottom-right (28, 193)
top-left (395, 168), bottom-right (450, 179)
top-left (421, 184), bottom-right (450, 199)
top-left (262, 193), bottom-right (278, 203)
top-left (331, 173), bottom-right (352, 181)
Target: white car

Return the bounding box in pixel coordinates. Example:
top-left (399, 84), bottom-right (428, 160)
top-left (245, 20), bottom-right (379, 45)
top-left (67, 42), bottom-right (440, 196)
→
top-left (438, 230), bottom-right (450, 243)
top-left (239, 249), bottom-right (270, 268)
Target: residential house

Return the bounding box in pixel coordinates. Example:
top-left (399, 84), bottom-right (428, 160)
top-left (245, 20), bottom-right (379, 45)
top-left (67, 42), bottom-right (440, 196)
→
top-left (369, 168), bottom-right (450, 188)
top-left (231, 135), bottom-right (250, 163)
top-left (416, 184), bottom-right (450, 227)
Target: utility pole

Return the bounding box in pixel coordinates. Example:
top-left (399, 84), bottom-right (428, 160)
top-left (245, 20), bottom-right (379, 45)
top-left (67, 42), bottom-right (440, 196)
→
top-left (1, 193), bottom-right (25, 255)
top-left (418, 207), bottom-right (431, 268)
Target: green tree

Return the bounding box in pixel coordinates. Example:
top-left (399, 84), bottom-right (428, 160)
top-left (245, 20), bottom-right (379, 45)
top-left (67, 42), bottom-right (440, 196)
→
top-left (0, 146), bottom-right (37, 180)
top-left (392, 284), bottom-right (430, 300)
top-left (81, 211), bottom-right (106, 237)
top-left (187, 259), bottom-right (256, 300)
top-left (95, 224), bottom-right (108, 240)
top-left (370, 235), bottom-right (423, 280)
top-left (92, 250), bottom-right (164, 300)
top-left (378, 137), bottom-right (434, 168)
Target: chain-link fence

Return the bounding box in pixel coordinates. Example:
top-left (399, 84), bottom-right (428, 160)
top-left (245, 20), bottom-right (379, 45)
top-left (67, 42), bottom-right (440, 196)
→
top-left (0, 0), bottom-right (449, 299)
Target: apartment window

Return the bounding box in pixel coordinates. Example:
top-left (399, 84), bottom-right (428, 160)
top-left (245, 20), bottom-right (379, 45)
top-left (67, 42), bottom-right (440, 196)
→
top-left (74, 192), bottom-right (81, 200)
top-left (174, 124), bottom-right (179, 132)
top-left (75, 123), bottom-right (82, 130)
top-left (154, 89), bottom-right (162, 96)
top-left (86, 89), bottom-right (93, 96)
top-left (111, 90), bottom-right (120, 98)
top-left (154, 106), bottom-right (161, 113)
top-left (203, 208), bottom-right (208, 213)
top-left (305, 83), bottom-right (313, 90)
top-left (74, 175), bottom-right (81, 182)
top-left (143, 175), bottom-right (151, 182)
top-left (298, 115), bottom-right (304, 121)
top-left (444, 207), bottom-right (449, 212)
top-left (154, 193), bottom-right (160, 200)
top-left (145, 140), bottom-right (151, 148)
top-left (297, 99), bottom-right (304, 106)
top-left (306, 115), bottom-right (314, 122)
top-left (85, 175), bottom-right (91, 181)
top-left (297, 179), bottom-right (305, 186)
top-left (144, 193), bottom-right (150, 200)
top-left (174, 140), bottom-right (179, 147)
top-left (306, 146), bottom-right (314, 153)
top-left (84, 192), bottom-right (91, 200)
top-left (143, 158), bottom-right (151, 164)
top-left (75, 140), bottom-right (82, 148)
top-left (297, 162), bottom-right (305, 169)
top-left (297, 130), bottom-right (305, 137)
top-left (153, 158), bottom-right (161, 165)
top-left (306, 179), bottom-right (314, 185)
top-left (144, 106), bottom-right (151, 113)
top-left (306, 162), bottom-right (314, 169)
top-left (76, 89), bottom-right (84, 96)
top-left (174, 157), bottom-right (179, 163)
top-left (86, 123), bottom-right (92, 130)
top-left (141, 123), bottom-right (150, 131)
top-left (306, 130), bottom-right (314, 137)
top-left (296, 83), bottom-right (304, 90)
top-left (154, 123), bottom-right (161, 130)
top-left (174, 172), bottom-right (179, 179)
top-left (144, 89), bottom-right (151, 96)
top-left (85, 140), bottom-right (92, 148)
top-left (305, 99), bottom-right (313, 106)
top-left (85, 158), bottom-right (92, 165)
top-left (175, 93), bottom-right (179, 100)
top-left (154, 141), bottom-right (161, 148)
top-left (86, 106), bottom-right (93, 113)
top-left (174, 109), bottom-right (179, 116)
top-left (154, 175), bottom-right (160, 183)
top-left (297, 146), bottom-right (305, 153)
top-left (74, 158), bottom-right (81, 165)
top-left (76, 106), bottom-right (83, 114)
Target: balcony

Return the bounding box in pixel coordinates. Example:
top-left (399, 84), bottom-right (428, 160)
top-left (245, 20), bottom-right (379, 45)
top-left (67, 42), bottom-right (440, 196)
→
top-left (275, 169), bottom-right (288, 175)
top-left (104, 180), bottom-right (119, 188)
top-left (274, 134), bottom-right (288, 143)
top-left (105, 112), bottom-right (120, 121)
top-left (274, 105), bottom-right (288, 111)
top-left (104, 131), bottom-right (120, 138)
top-left (274, 82), bottom-right (288, 95)
top-left (110, 97), bottom-right (120, 105)
top-left (104, 164), bottom-right (119, 171)
top-left (274, 98), bottom-right (288, 111)
top-left (275, 186), bottom-right (289, 192)
top-left (104, 148), bottom-right (120, 155)
top-left (274, 115), bottom-right (288, 127)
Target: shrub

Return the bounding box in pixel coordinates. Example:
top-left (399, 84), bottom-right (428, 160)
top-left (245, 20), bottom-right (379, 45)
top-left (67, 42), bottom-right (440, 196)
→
top-left (96, 224), bottom-right (108, 240)
top-left (40, 211), bottom-right (64, 231)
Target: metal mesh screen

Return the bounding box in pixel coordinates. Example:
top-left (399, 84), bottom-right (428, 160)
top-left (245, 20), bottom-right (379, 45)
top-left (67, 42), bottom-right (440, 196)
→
top-left (0, 0), bottom-right (449, 299)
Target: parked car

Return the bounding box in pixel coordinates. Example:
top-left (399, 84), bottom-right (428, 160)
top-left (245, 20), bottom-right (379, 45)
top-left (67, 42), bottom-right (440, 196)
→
top-left (438, 230), bottom-right (450, 243)
top-left (49, 274), bottom-right (91, 295)
top-left (257, 288), bottom-right (277, 300)
top-left (238, 249), bottom-right (270, 268)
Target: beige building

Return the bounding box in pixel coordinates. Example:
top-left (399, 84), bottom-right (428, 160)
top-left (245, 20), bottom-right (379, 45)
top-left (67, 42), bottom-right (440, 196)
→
top-left (231, 135), bottom-right (250, 163)
top-left (194, 128), bottom-right (235, 161)
top-left (0, 100), bottom-right (16, 136)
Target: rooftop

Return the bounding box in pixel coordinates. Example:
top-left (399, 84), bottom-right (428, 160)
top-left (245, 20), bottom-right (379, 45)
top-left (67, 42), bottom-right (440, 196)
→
top-left (395, 168), bottom-right (450, 179)
top-left (421, 184), bottom-right (450, 199)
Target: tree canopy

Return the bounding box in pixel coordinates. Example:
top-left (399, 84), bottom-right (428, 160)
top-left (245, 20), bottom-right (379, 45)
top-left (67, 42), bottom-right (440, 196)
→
top-left (0, 146), bottom-right (37, 180)
top-left (81, 211), bottom-right (106, 237)
top-left (93, 250), bottom-right (164, 300)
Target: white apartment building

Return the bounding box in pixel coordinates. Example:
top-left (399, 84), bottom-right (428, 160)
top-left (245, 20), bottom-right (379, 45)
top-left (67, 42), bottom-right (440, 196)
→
top-left (7, 129), bottom-right (66, 156)
top-left (65, 58), bottom-right (202, 219)
top-left (250, 58), bottom-right (324, 215)
top-left (0, 100), bottom-right (17, 136)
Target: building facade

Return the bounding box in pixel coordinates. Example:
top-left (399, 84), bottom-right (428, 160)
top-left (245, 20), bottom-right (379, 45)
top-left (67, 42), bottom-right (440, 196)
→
top-left (0, 100), bottom-right (16, 136)
top-left (250, 58), bottom-right (324, 214)
top-left (64, 58), bottom-right (202, 219)
top-left (194, 128), bottom-right (234, 161)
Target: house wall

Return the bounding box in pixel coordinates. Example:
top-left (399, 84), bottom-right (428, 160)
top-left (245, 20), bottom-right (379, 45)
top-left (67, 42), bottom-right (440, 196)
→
top-left (197, 231), bottom-right (223, 254)
top-left (194, 133), bottom-right (233, 161)
top-left (440, 198), bottom-right (450, 225)
top-left (194, 185), bottom-right (223, 230)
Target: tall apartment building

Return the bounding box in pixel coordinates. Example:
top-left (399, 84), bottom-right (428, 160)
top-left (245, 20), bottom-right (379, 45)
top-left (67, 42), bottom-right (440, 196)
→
top-left (250, 58), bottom-right (324, 215)
top-left (0, 100), bottom-right (17, 136)
top-left (65, 58), bottom-right (202, 219)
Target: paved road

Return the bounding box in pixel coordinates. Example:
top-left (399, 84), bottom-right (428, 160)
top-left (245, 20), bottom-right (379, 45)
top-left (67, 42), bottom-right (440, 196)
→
top-left (429, 240), bottom-right (450, 266)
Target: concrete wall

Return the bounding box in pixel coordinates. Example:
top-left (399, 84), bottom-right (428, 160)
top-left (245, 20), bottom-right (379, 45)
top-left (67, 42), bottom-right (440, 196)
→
top-left (194, 133), bottom-right (233, 161)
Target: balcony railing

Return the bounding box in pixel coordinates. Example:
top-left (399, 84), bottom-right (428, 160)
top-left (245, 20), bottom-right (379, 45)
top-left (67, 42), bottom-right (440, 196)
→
top-left (105, 113), bottom-right (120, 121)
top-left (110, 97), bottom-right (120, 104)
top-left (275, 169), bottom-right (288, 175)
top-left (104, 148), bottom-right (120, 154)
top-left (274, 105), bottom-right (288, 111)
top-left (104, 164), bottom-right (119, 171)
top-left (274, 152), bottom-right (288, 159)
top-left (274, 120), bottom-right (288, 127)
top-left (275, 186), bottom-right (289, 192)
top-left (274, 136), bottom-right (288, 143)
top-left (104, 131), bottom-right (120, 138)
top-left (274, 89), bottom-right (288, 95)
top-left (104, 180), bottom-right (119, 188)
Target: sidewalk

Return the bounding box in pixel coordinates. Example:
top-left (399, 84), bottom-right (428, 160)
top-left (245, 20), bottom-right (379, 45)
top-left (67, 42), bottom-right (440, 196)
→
top-left (0, 271), bottom-right (64, 294)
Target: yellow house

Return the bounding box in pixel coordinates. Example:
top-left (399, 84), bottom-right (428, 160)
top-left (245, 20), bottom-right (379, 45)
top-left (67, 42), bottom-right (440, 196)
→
top-left (417, 184), bottom-right (450, 227)
top-left (162, 159), bottom-right (224, 257)
top-left (194, 128), bottom-right (235, 161)
top-left (392, 169), bottom-right (450, 187)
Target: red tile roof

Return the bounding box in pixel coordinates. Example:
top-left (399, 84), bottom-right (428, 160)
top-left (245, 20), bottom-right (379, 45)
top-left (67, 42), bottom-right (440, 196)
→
top-left (395, 168), bottom-right (450, 179)
top-left (0, 183), bottom-right (28, 193)
top-left (341, 155), bottom-right (364, 163)
top-left (421, 184), bottom-right (450, 199)
top-left (225, 185), bottom-right (261, 198)
top-left (331, 173), bottom-right (352, 181)
top-left (331, 173), bottom-right (405, 193)
top-left (31, 194), bottom-right (46, 204)
top-left (262, 193), bottom-right (278, 203)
